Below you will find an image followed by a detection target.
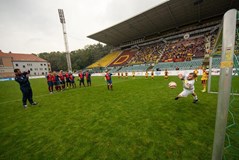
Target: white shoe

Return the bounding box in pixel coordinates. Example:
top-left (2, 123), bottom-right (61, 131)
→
top-left (31, 102), bottom-right (38, 106)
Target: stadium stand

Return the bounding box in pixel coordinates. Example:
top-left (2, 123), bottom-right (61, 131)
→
top-left (108, 50), bottom-right (137, 67)
top-left (128, 43), bottom-right (164, 64)
top-left (160, 35), bottom-right (209, 62)
top-left (88, 25), bottom-right (219, 72)
top-left (86, 0), bottom-right (239, 76)
top-left (108, 67), bottom-right (121, 73)
top-left (87, 51), bottom-right (121, 69)
top-left (212, 57), bottom-right (221, 68)
top-left (153, 59), bottom-right (204, 71)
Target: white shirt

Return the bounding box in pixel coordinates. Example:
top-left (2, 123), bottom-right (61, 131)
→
top-left (183, 79), bottom-right (195, 91)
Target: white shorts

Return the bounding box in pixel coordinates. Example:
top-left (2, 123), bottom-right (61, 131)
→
top-left (179, 89), bottom-right (195, 97)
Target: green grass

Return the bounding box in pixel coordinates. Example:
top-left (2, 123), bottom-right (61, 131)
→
top-left (0, 76), bottom-right (238, 160)
top-left (210, 75), bottom-right (239, 93)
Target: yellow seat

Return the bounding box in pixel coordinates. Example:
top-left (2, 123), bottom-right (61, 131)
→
top-left (87, 51), bottom-right (121, 68)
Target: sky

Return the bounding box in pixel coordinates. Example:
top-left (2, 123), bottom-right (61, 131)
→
top-left (0, 0), bottom-right (167, 54)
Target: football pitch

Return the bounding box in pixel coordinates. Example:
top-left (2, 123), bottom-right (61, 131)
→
top-left (0, 76), bottom-right (238, 159)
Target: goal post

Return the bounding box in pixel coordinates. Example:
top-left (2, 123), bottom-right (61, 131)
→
top-left (207, 23), bottom-right (223, 94)
top-left (208, 12), bottom-right (239, 95)
top-left (211, 9), bottom-right (237, 160)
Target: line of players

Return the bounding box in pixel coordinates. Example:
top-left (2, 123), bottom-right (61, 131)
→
top-left (117, 68), bottom-right (208, 92)
top-left (46, 68), bottom-right (207, 94)
top-left (117, 69), bottom-right (169, 80)
top-left (117, 72), bottom-right (129, 79)
top-left (46, 70), bottom-right (92, 93)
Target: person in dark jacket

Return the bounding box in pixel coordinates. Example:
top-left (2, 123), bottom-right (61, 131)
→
top-left (14, 69), bottom-right (37, 109)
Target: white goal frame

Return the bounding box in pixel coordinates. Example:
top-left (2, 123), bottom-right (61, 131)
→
top-left (211, 9), bottom-right (238, 160)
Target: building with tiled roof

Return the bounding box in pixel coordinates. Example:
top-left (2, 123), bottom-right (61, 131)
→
top-left (10, 53), bottom-right (47, 62)
top-left (0, 50), bottom-right (51, 78)
top-left (0, 51), bottom-right (14, 78)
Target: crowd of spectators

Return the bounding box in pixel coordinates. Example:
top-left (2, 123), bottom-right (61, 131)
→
top-left (160, 36), bottom-right (206, 62)
top-left (128, 43), bottom-right (164, 64)
top-left (127, 33), bottom-right (217, 65)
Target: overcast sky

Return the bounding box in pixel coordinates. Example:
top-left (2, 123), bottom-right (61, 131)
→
top-left (0, 0), bottom-right (167, 54)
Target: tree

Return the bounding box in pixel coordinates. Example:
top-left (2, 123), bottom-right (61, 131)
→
top-left (38, 43), bottom-right (113, 71)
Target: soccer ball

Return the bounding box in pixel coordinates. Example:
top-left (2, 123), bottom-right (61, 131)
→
top-left (168, 81), bottom-right (177, 89)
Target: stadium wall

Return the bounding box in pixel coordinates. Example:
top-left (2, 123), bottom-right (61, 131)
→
top-left (91, 69), bottom-right (226, 77)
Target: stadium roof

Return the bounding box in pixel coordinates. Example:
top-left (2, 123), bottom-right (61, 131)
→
top-left (0, 51), bottom-right (47, 62)
top-left (88, 0), bottom-right (239, 46)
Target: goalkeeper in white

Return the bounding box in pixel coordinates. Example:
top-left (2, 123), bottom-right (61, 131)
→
top-left (175, 72), bottom-right (198, 103)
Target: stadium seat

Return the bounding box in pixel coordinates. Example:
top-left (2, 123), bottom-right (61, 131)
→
top-left (108, 50), bottom-right (137, 67)
top-left (87, 51), bottom-right (121, 68)
top-left (153, 59), bottom-right (204, 71)
top-left (128, 43), bottom-right (164, 64)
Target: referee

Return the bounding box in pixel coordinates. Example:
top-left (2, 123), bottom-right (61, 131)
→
top-left (14, 69), bottom-right (37, 109)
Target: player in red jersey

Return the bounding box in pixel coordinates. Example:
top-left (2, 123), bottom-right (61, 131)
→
top-left (51, 72), bottom-right (56, 90)
top-left (46, 71), bottom-right (53, 93)
top-left (151, 70), bottom-right (154, 80)
top-left (105, 70), bottom-right (113, 90)
top-left (85, 70), bottom-right (91, 86)
top-left (78, 70), bottom-right (85, 87)
top-left (52, 71), bottom-right (61, 91)
top-left (121, 72), bottom-right (124, 79)
top-left (164, 69), bottom-right (168, 79)
top-left (58, 70), bottom-right (66, 90)
top-left (69, 73), bottom-right (76, 88)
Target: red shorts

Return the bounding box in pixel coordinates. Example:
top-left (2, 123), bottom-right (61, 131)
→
top-left (201, 80), bottom-right (207, 84)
